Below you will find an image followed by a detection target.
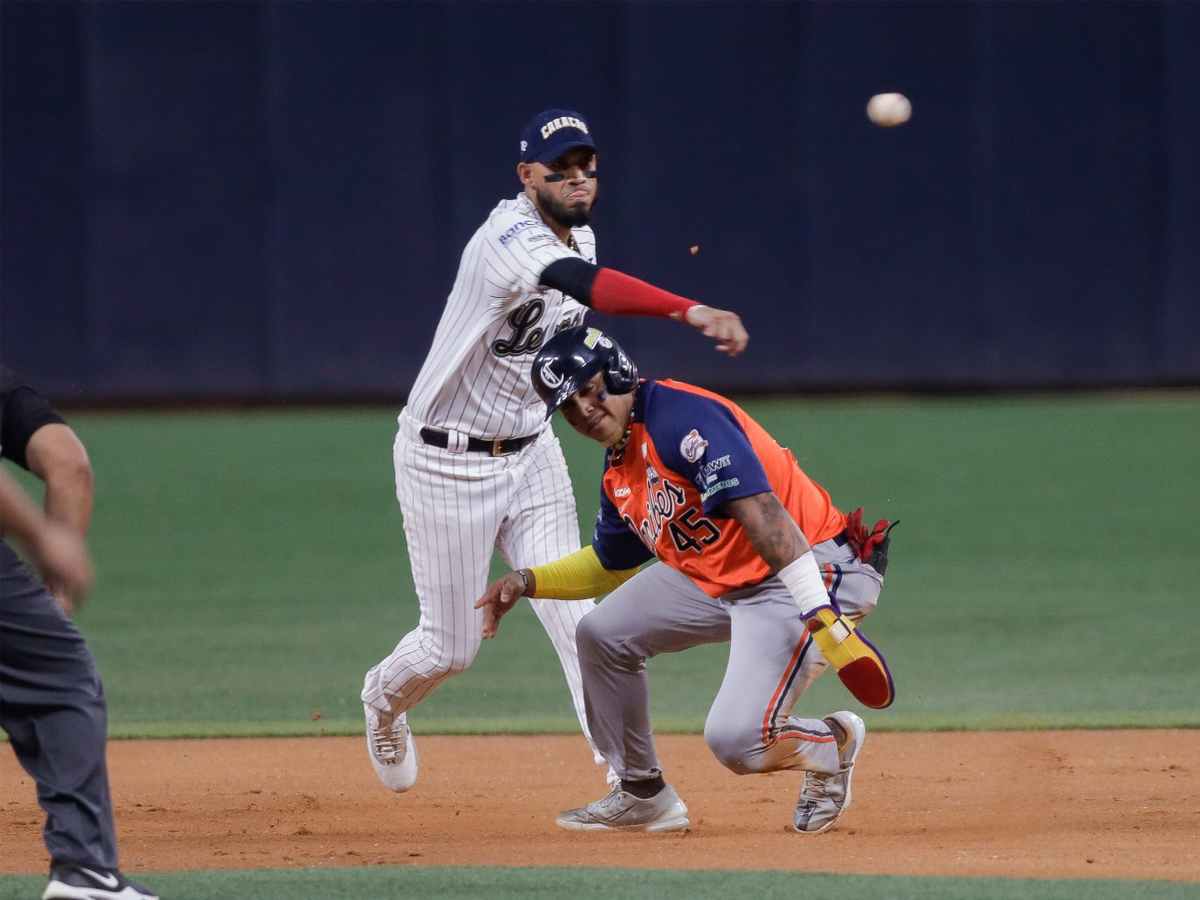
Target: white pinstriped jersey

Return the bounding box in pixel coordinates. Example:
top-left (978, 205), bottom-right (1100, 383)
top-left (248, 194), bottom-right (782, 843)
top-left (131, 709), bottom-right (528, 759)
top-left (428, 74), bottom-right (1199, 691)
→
top-left (405, 194), bottom-right (595, 440)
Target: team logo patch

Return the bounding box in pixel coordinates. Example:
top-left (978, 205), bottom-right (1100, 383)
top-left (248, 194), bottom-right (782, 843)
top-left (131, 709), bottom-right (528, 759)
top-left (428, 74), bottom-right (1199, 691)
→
top-left (680, 429), bottom-right (709, 463)
top-left (539, 362), bottom-right (564, 388)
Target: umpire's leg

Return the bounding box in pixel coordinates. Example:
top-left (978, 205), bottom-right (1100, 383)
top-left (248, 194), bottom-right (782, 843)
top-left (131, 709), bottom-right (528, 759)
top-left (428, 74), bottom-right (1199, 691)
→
top-left (0, 551), bottom-right (119, 870)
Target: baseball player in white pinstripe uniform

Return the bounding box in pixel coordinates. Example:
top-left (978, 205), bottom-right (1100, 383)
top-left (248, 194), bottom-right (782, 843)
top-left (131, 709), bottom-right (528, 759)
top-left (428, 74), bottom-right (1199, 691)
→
top-left (361, 109), bottom-right (748, 792)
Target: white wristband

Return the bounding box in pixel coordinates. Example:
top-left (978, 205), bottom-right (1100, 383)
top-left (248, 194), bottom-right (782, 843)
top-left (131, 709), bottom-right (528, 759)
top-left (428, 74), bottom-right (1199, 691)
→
top-left (778, 552), bottom-right (829, 617)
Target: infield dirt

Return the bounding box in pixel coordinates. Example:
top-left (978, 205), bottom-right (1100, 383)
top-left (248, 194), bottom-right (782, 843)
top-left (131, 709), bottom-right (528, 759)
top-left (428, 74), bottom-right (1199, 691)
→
top-left (3, 731), bottom-right (1197, 882)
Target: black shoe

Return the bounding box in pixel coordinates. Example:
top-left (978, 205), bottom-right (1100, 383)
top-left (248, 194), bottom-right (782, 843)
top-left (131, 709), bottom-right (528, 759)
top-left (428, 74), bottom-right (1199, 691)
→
top-left (43, 863), bottom-right (159, 900)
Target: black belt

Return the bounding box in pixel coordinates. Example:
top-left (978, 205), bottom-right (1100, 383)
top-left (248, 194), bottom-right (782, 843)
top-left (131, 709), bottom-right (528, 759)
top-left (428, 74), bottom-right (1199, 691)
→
top-left (419, 427), bottom-right (536, 457)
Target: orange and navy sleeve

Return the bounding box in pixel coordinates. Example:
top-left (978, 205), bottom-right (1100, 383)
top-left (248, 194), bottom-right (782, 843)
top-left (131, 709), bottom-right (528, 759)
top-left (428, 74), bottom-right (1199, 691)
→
top-left (592, 471), bottom-right (656, 570)
top-left (646, 383), bottom-right (772, 515)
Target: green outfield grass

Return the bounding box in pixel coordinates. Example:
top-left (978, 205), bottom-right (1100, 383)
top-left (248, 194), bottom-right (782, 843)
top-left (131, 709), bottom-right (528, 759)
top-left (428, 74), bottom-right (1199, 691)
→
top-left (2, 865), bottom-right (1197, 900)
top-left (6, 393), bottom-right (1197, 737)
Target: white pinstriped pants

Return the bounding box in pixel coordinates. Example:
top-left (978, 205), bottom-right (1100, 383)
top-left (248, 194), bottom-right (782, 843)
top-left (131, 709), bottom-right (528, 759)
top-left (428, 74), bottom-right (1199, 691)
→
top-left (361, 411), bottom-right (602, 765)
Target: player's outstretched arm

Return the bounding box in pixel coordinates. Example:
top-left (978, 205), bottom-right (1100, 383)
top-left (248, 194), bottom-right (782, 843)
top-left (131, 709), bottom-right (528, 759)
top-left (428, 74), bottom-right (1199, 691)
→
top-left (475, 546), bottom-right (641, 639)
top-left (539, 259), bottom-right (748, 356)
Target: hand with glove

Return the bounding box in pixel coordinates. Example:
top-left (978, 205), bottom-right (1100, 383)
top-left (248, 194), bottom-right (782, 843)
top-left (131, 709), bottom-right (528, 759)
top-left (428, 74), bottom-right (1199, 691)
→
top-left (845, 507), bottom-right (896, 574)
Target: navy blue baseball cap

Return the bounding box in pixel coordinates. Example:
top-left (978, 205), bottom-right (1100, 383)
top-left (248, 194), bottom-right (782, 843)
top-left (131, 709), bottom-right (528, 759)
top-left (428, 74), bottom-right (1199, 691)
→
top-left (519, 109), bottom-right (596, 164)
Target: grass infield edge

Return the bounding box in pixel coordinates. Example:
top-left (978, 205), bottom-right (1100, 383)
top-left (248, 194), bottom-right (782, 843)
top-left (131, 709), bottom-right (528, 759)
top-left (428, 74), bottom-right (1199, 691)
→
top-left (53, 709), bottom-right (1200, 740)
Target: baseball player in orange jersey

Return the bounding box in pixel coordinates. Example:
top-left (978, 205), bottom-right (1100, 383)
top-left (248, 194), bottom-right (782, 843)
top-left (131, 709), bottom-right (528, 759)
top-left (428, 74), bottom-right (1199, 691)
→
top-left (477, 326), bottom-right (895, 833)
top-left (361, 110), bottom-right (748, 793)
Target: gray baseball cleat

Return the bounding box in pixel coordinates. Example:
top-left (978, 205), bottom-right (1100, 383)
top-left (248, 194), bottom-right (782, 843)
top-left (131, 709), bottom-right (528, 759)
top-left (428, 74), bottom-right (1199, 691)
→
top-left (793, 710), bottom-right (866, 834)
top-left (556, 784), bottom-right (691, 832)
top-left (364, 703), bottom-right (418, 792)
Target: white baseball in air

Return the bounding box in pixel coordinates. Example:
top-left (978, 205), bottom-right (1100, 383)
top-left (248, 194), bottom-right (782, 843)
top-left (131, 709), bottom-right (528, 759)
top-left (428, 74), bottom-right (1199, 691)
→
top-left (867, 92), bottom-right (912, 127)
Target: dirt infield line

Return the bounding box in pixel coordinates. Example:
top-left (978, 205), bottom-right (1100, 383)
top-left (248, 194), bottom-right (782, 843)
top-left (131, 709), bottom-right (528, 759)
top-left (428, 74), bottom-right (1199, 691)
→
top-left (3, 731), bottom-right (1197, 881)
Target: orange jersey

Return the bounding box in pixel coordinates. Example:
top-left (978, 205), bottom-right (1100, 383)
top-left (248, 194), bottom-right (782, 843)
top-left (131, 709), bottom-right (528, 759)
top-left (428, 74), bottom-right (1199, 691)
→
top-left (592, 380), bottom-right (847, 597)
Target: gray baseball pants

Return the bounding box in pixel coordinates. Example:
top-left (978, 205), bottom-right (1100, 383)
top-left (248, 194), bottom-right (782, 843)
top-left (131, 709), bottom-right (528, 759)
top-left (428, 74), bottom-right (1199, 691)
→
top-left (0, 544), bottom-right (119, 871)
top-left (575, 534), bottom-right (884, 782)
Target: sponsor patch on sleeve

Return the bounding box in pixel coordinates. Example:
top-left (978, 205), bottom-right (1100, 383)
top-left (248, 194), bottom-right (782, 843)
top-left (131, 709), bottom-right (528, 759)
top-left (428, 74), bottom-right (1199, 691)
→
top-left (701, 477), bottom-right (740, 501)
top-left (694, 454), bottom-right (731, 489)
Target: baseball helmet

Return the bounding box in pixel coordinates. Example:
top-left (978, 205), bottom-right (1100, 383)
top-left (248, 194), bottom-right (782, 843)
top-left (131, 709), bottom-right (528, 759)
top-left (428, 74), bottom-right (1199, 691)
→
top-left (531, 326), bottom-right (639, 419)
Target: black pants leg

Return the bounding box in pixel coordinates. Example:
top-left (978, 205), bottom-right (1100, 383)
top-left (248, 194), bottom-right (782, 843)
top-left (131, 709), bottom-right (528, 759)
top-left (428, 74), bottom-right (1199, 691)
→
top-left (1, 546), bottom-right (119, 870)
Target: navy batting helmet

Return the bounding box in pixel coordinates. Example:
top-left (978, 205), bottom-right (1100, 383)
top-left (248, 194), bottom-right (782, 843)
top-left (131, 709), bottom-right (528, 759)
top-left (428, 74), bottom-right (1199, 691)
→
top-left (532, 326), bottom-right (639, 419)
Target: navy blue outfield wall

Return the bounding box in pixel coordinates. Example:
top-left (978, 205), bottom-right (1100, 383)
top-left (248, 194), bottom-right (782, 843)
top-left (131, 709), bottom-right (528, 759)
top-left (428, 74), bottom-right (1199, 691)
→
top-left (2, 1), bottom-right (1197, 401)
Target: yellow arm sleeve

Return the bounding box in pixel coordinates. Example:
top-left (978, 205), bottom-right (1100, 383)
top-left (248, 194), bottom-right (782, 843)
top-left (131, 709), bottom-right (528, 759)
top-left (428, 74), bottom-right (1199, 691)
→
top-left (527, 545), bottom-right (641, 600)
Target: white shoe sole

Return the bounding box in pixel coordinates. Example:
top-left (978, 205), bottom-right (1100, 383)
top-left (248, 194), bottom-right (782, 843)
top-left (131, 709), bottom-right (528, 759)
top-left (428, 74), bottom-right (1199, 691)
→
top-left (43, 882), bottom-right (158, 900)
top-left (556, 814), bottom-right (691, 833)
top-left (800, 809), bottom-right (844, 835)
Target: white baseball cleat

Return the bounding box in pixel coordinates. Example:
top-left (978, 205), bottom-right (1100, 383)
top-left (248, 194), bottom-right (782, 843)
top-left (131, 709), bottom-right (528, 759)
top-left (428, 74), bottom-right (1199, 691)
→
top-left (42, 864), bottom-right (158, 899)
top-left (556, 784), bottom-right (690, 832)
top-left (364, 703), bottom-right (418, 792)
top-left (792, 710), bottom-right (866, 834)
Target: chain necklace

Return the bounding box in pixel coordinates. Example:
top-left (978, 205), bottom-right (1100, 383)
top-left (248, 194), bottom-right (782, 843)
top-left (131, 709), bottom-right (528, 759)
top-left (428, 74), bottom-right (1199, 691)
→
top-left (609, 383), bottom-right (641, 462)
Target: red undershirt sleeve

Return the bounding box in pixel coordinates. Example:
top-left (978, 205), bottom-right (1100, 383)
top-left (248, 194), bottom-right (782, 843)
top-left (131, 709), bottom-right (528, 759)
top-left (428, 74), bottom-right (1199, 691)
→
top-left (539, 258), bottom-right (700, 320)
top-left (589, 267), bottom-right (700, 320)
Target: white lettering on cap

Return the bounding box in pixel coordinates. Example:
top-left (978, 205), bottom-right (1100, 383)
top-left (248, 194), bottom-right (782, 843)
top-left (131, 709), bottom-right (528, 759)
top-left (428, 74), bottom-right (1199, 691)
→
top-left (540, 116), bottom-right (590, 140)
